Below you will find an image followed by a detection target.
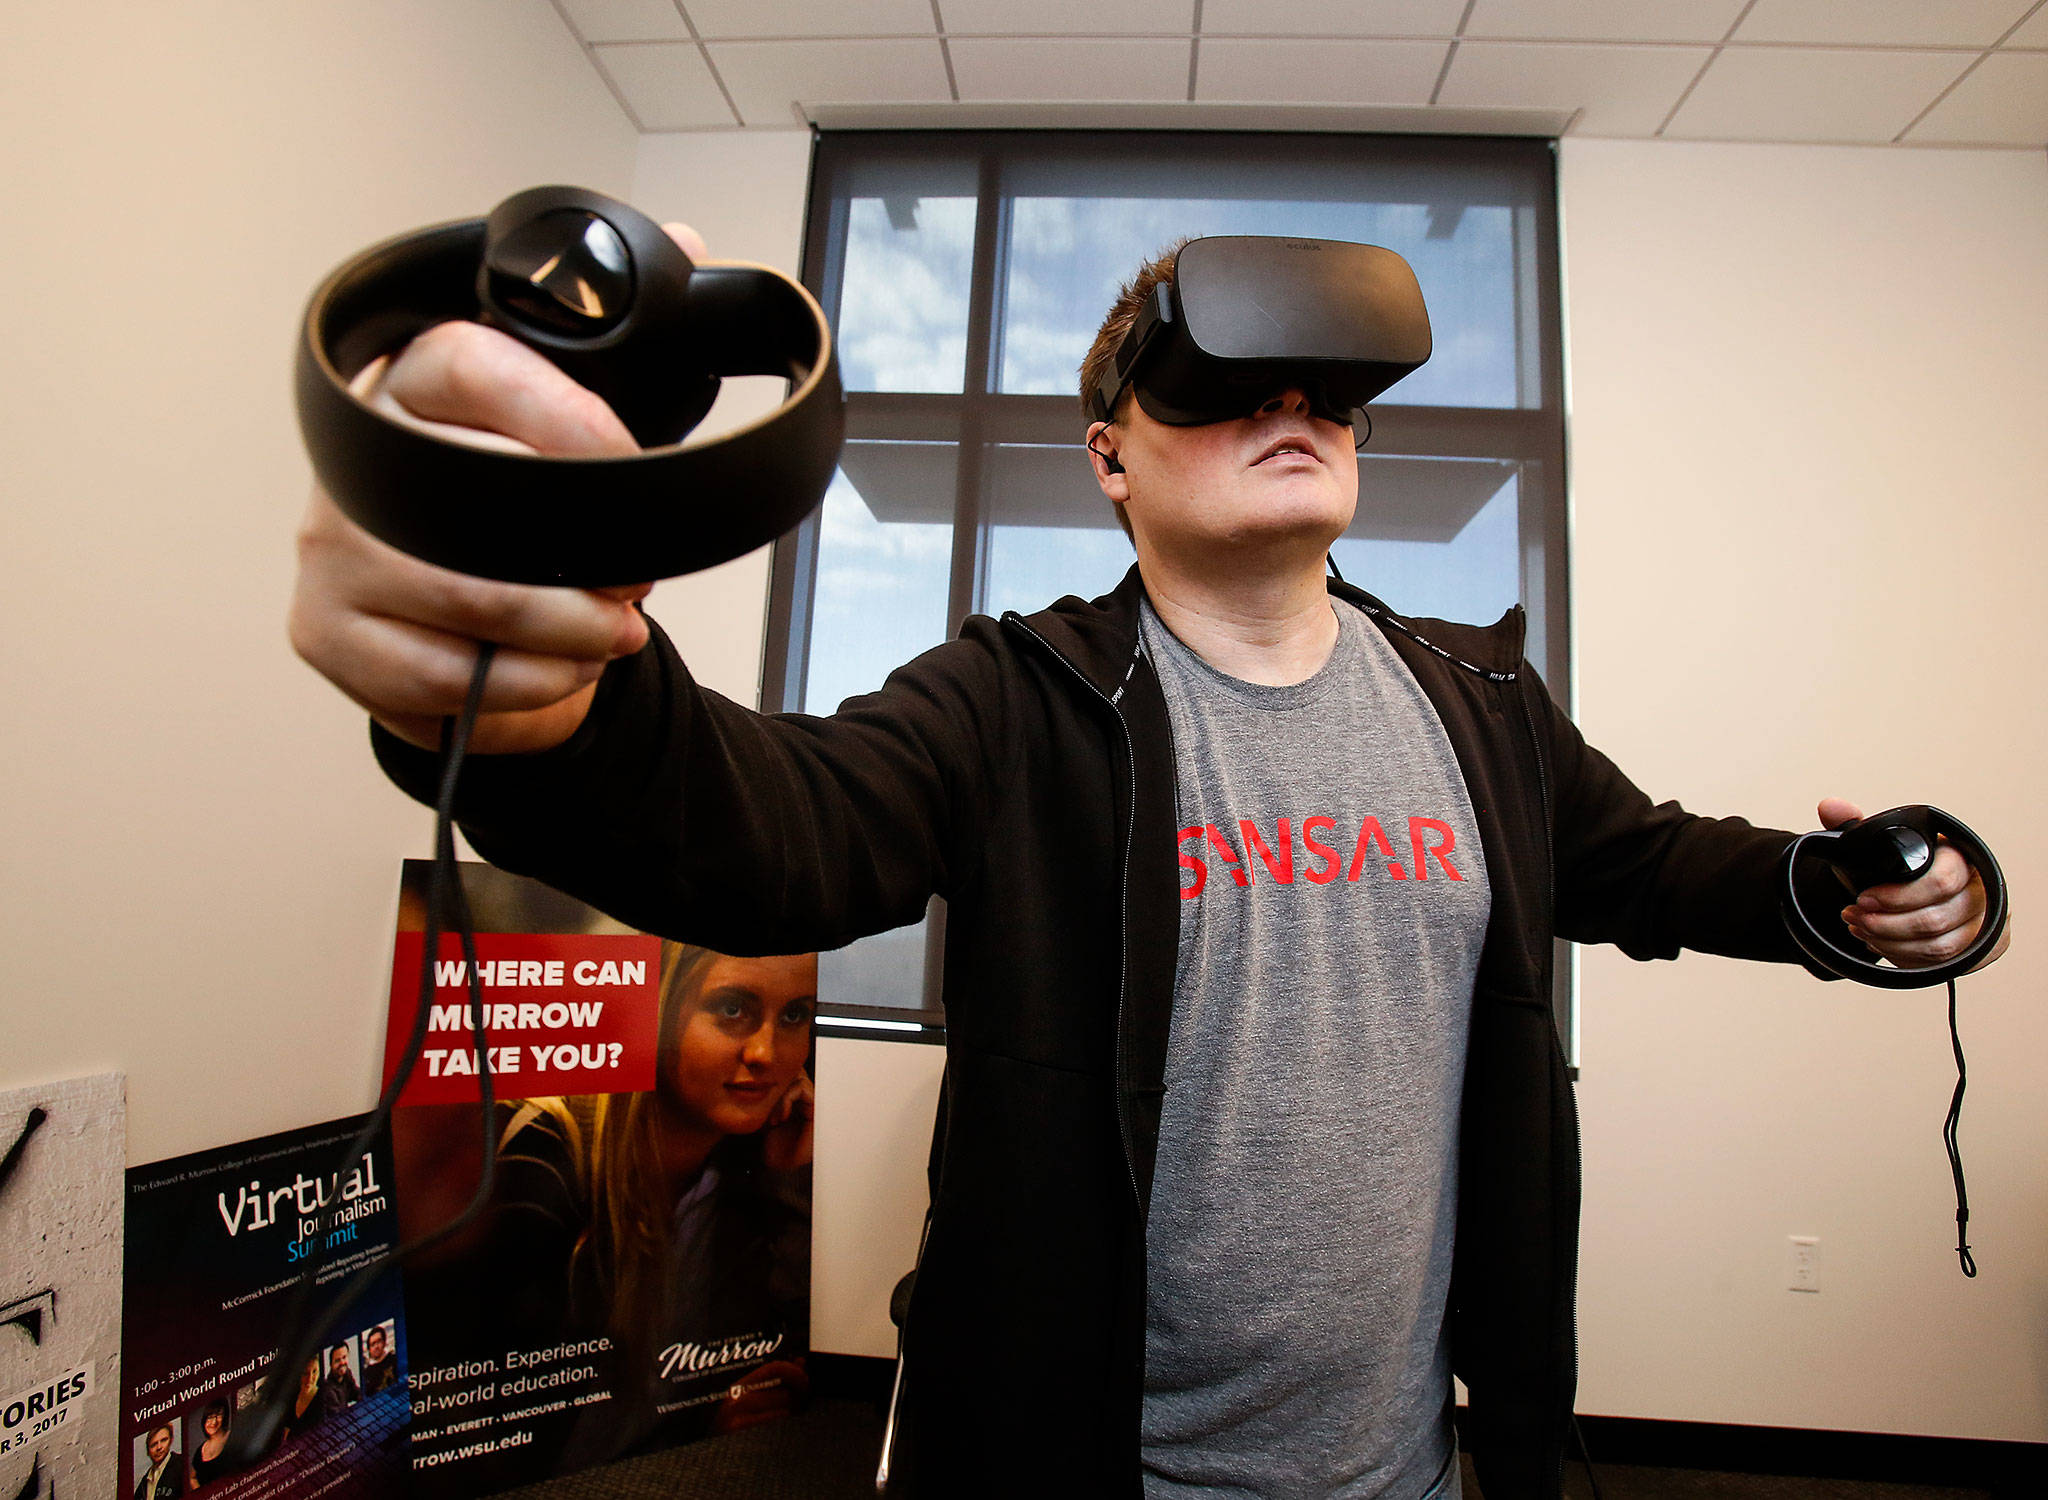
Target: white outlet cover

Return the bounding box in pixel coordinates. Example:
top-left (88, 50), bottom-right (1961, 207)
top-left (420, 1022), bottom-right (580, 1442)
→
top-left (1787, 1234), bottom-right (1821, 1293)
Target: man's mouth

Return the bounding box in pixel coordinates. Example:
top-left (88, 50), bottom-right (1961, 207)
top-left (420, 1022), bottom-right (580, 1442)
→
top-left (1253, 437), bottom-right (1320, 466)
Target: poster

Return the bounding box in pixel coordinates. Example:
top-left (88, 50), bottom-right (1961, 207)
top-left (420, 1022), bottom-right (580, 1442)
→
top-left (386, 860), bottom-right (816, 1496)
top-left (121, 1115), bottom-right (409, 1499)
top-left (0, 1073), bottom-right (124, 1499)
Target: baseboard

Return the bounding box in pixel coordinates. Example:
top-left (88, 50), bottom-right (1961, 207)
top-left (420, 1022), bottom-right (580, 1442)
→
top-left (1465, 1409), bottom-right (2046, 1493)
top-left (804, 1369), bottom-right (2047, 1492)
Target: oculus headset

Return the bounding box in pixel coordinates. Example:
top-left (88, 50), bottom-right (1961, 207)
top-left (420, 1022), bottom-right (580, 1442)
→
top-left (1085, 235), bottom-right (1434, 430)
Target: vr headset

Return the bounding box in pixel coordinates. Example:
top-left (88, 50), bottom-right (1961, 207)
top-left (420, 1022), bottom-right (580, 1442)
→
top-left (1085, 236), bottom-right (1433, 429)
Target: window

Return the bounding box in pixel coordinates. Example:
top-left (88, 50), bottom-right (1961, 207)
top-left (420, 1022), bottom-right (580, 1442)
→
top-left (767, 131), bottom-right (1570, 1038)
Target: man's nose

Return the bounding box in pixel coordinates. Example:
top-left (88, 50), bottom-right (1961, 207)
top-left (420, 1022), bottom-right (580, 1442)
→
top-left (1255, 387), bottom-right (1313, 417)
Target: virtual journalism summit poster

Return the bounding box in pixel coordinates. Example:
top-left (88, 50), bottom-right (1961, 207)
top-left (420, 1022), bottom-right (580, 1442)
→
top-left (121, 1114), bottom-right (410, 1499)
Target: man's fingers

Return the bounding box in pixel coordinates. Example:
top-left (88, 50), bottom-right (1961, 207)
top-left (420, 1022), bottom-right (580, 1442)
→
top-left (1817, 796), bottom-right (1863, 831)
top-left (296, 487), bottom-right (647, 662)
top-left (1851, 845), bottom-right (1972, 913)
top-left (326, 614), bottom-right (613, 721)
top-left (377, 321), bottom-right (639, 457)
top-left (1842, 862), bottom-right (1992, 968)
top-left (1851, 928), bottom-right (1980, 968)
top-left (1843, 883), bottom-right (1977, 943)
top-left (663, 221), bottom-right (709, 260)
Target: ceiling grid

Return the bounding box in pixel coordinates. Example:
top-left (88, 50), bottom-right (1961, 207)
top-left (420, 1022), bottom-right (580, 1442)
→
top-left (548, 0), bottom-right (2048, 144)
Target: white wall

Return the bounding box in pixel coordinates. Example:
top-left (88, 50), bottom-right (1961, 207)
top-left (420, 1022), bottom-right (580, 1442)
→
top-left (1559, 138), bottom-right (2048, 1442)
top-left (811, 1036), bottom-right (949, 1358)
top-left (623, 131), bottom-right (950, 1360)
top-left (629, 130), bottom-right (815, 702)
top-left (0, 2), bottom-right (638, 1163)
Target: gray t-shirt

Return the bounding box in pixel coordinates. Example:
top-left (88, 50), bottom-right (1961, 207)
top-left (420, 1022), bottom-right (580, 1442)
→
top-left (1138, 598), bottom-right (1490, 1500)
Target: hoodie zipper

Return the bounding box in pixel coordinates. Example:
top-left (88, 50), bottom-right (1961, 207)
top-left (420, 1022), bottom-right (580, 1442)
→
top-left (1001, 612), bottom-right (1147, 1220)
top-left (1512, 636), bottom-right (1583, 1455)
top-left (1360, 588), bottom-right (1581, 1451)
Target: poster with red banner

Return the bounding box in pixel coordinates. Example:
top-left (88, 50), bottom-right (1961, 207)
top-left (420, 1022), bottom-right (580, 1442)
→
top-left (383, 861), bottom-right (816, 1498)
top-left (384, 931), bottom-right (661, 1103)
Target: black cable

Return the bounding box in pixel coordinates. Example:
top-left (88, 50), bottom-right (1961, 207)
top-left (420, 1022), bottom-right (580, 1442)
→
top-left (226, 644), bottom-right (502, 1463)
top-left (1943, 977), bottom-right (1975, 1278)
top-left (1352, 407), bottom-right (1374, 451)
top-left (1570, 1413), bottom-right (1606, 1500)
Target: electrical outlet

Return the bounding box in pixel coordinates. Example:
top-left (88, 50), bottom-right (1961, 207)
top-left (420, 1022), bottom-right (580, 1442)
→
top-left (1788, 1235), bottom-right (1820, 1293)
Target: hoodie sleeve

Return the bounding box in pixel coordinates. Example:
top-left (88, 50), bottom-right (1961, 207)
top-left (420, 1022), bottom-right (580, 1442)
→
top-left (371, 614), bottom-right (1017, 956)
top-left (1527, 669), bottom-right (1840, 974)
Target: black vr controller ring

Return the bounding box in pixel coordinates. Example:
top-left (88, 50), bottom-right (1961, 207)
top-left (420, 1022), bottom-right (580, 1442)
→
top-left (296, 189), bottom-right (844, 586)
top-left (1781, 806), bottom-right (2009, 989)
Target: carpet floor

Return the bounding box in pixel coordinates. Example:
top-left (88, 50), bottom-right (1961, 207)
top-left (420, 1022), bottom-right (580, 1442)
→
top-left (497, 1398), bottom-right (885, 1499)
top-left (497, 1398), bottom-right (2007, 1499)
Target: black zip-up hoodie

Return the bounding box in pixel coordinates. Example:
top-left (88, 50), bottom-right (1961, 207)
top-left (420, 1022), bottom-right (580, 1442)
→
top-left (375, 566), bottom-right (1826, 1498)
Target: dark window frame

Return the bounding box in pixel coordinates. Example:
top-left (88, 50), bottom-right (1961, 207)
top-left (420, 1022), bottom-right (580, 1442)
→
top-left (765, 129), bottom-right (1572, 1042)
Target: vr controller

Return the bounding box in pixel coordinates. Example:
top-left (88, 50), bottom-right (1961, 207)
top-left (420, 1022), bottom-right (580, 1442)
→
top-left (1780, 805), bottom-right (2008, 988)
top-left (1781, 805), bottom-right (2007, 1279)
top-left (296, 185), bottom-right (845, 585)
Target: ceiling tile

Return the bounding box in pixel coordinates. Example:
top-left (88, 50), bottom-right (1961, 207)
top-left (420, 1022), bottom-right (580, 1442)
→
top-left (1734, 0), bottom-right (2035, 49)
top-left (1197, 0), bottom-right (1467, 37)
top-left (593, 42), bottom-right (735, 128)
top-left (708, 38), bottom-right (953, 125)
top-left (560, 0), bottom-right (691, 42)
top-left (2005, 4), bottom-right (2048, 46)
top-left (940, 0), bottom-right (1192, 34)
top-left (1465, 0), bottom-right (1749, 44)
top-left (1666, 47), bottom-right (1974, 141)
top-left (1440, 41), bottom-right (1709, 136)
top-left (950, 38), bottom-right (1189, 100)
top-left (1195, 38), bottom-right (1446, 104)
top-left (1906, 51), bottom-right (2048, 143)
top-left (684, 0), bottom-right (936, 39)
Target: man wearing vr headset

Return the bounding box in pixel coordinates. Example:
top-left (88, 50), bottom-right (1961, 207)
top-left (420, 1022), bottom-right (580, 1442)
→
top-left (291, 227), bottom-right (2001, 1499)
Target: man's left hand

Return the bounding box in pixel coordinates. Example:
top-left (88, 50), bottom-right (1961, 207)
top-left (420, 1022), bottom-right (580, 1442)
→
top-left (1820, 798), bottom-right (2011, 972)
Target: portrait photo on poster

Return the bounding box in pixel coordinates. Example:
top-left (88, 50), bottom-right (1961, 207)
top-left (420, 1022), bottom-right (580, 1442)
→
top-left (384, 860), bottom-right (816, 1497)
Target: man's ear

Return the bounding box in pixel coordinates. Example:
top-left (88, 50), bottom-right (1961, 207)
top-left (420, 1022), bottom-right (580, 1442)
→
top-left (1086, 420), bottom-right (1129, 500)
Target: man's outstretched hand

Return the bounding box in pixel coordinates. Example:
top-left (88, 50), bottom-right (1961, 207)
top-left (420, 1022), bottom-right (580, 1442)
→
top-left (287, 223), bottom-right (710, 755)
top-left (1820, 798), bottom-right (2010, 972)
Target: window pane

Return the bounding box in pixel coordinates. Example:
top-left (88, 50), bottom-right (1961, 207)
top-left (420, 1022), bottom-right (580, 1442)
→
top-left (794, 133), bottom-right (1565, 1035)
top-left (799, 449), bottom-right (955, 1018)
top-left (1000, 195), bottom-right (1518, 409)
top-left (801, 454), bottom-right (955, 715)
top-left (819, 913), bottom-right (930, 1012)
top-left (980, 440), bottom-right (1136, 618)
top-left (835, 196), bottom-right (978, 393)
top-left (1332, 463), bottom-right (1522, 626)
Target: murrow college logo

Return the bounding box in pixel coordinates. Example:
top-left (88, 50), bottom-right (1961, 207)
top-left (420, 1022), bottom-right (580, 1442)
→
top-left (655, 1332), bottom-right (784, 1384)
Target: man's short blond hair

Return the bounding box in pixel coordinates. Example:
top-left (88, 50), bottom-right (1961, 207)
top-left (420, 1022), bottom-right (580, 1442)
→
top-left (1078, 239), bottom-right (1188, 544)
